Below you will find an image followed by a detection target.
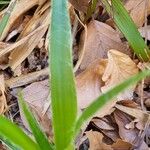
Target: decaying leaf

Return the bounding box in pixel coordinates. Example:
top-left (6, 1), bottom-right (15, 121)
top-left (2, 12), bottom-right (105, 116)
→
top-left (86, 131), bottom-right (113, 150)
top-left (125, 0), bottom-right (150, 27)
top-left (79, 20), bottom-right (128, 70)
top-left (101, 50), bottom-right (139, 100)
top-left (19, 79), bottom-right (52, 136)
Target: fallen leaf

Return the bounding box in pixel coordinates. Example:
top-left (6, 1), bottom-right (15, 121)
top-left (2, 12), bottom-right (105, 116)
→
top-left (114, 110), bottom-right (148, 149)
top-left (101, 50), bottom-right (139, 100)
top-left (125, 0), bottom-right (150, 27)
top-left (76, 59), bottom-right (107, 109)
top-left (19, 79), bottom-right (52, 136)
top-left (9, 4), bottom-right (50, 70)
top-left (86, 131), bottom-right (113, 150)
top-left (92, 118), bottom-right (115, 130)
top-left (79, 20), bottom-right (129, 70)
top-left (115, 104), bottom-right (149, 124)
top-left (0, 0), bottom-right (39, 40)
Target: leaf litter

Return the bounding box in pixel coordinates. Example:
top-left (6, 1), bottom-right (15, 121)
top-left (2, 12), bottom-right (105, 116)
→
top-left (0, 0), bottom-right (150, 149)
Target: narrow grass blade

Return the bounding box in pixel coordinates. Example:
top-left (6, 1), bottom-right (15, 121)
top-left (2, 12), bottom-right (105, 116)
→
top-left (50, 0), bottom-right (77, 149)
top-left (18, 93), bottom-right (54, 150)
top-left (75, 70), bottom-right (150, 135)
top-left (0, 1), bottom-right (10, 5)
top-left (0, 0), bottom-right (16, 37)
top-left (102, 0), bottom-right (150, 61)
top-left (0, 135), bottom-right (20, 150)
top-left (0, 116), bottom-right (39, 150)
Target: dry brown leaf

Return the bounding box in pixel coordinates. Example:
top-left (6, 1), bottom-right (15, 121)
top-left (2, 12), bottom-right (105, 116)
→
top-left (125, 0), bottom-right (150, 27)
top-left (0, 74), bottom-right (7, 114)
top-left (69, 0), bottom-right (89, 13)
top-left (114, 110), bottom-right (148, 149)
top-left (86, 131), bottom-right (113, 150)
top-left (92, 118), bottom-right (115, 130)
top-left (115, 104), bottom-right (149, 124)
top-left (20, 79), bottom-right (52, 136)
top-left (76, 59), bottom-right (107, 109)
top-left (77, 59), bottom-right (116, 118)
top-left (101, 50), bottom-right (139, 100)
top-left (111, 139), bottom-right (132, 150)
top-left (0, 0), bottom-right (39, 40)
top-left (9, 6), bottom-right (50, 70)
top-left (79, 20), bottom-right (128, 70)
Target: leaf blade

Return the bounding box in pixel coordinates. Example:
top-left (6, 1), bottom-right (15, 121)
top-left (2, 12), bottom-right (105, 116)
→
top-left (50, 0), bottom-right (77, 149)
top-left (102, 0), bottom-right (150, 61)
top-left (0, 116), bottom-right (39, 150)
top-left (19, 93), bottom-right (54, 150)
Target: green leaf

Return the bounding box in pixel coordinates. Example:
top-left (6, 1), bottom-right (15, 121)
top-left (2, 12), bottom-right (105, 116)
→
top-left (75, 70), bottom-right (150, 135)
top-left (0, 0), bottom-right (16, 37)
top-left (50, 0), bottom-right (77, 149)
top-left (0, 116), bottom-right (39, 150)
top-left (0, 135), bottom-right (20, 150)
top-left (102, 0), bottom-right (150, 61)
top-left (18, 93), bottom-right (54, 150)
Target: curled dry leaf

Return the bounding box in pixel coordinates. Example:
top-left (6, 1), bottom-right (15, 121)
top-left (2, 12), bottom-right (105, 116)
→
top-left (9, 3), bottom-right (50, 70)
top-left (114, 110), bottom-right (148, 149)
top-left (0, 74), bottom-right (7, 114)
top-left (125, 0), bottom-right (150, 27)
top-left (79, 20), bottom-right (128, 70)
top-left (76, 59), bottom-right (116, 118)
top-left (19, 79), bottom-right (52, 136)
top-left (101, 50), bottom-right (139, 100)
top-left (0, 0), bottom-right (39, 40)
top-left (86, 131), bottom-right (113, 150)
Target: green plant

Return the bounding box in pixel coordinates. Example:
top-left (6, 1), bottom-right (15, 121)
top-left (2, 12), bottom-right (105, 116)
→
top-left (0, 0), bottom-right (150, 150)
top-left (102, 0), bottom-right (150, 61)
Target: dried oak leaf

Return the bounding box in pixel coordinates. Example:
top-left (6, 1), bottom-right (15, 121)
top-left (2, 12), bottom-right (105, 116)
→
top-left (86, 131), bottom-right (113, 150)
top-left (79, 20), bottom-right (128, 70)
top-left (101, 50), bottom-right (139, 100)
top-left (125, 0), bottom-right (150, 27)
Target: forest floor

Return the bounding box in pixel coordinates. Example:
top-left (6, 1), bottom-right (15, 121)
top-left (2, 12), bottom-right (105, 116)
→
top-left (0, 0), bottom-right (150, 149)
